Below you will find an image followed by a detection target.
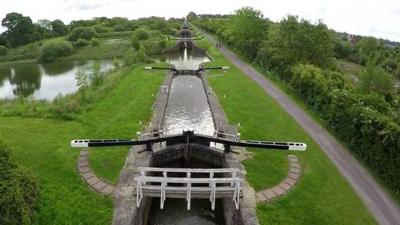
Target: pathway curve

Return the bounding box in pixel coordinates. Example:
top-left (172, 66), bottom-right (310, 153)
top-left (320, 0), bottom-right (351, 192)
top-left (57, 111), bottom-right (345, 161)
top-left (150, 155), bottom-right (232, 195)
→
top-left (256, 155), bottom-right (301, 203)
top-left (200, 30), bottom-right (400, 225)
top-left (77, 148), bottom-right (116, 196)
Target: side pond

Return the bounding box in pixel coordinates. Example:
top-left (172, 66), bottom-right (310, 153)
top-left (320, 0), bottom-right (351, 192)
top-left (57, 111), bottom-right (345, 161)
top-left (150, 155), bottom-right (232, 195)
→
top-left (0, 59), bottom-right (115, 100)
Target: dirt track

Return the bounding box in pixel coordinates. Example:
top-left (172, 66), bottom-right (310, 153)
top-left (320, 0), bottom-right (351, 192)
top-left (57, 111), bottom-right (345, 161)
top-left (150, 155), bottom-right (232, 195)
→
top-left (202, 31), bottom-right (400, 225)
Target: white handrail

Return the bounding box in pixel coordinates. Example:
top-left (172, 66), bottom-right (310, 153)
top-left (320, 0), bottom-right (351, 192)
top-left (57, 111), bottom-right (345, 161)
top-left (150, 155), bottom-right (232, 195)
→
top-left (135, 167), bottom-right (242, 211)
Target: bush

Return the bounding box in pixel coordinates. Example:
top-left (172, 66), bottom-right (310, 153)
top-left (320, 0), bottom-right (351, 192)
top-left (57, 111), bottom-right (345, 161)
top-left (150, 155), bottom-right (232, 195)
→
top-left (142, 39), bottom-right (166, 55)
top-left (90, 37), bottom-right (100, 46)
top-left (131, 29), bottom-right (150, 49)
top-left (0, 45), bottom-right (7, 56)
top-left (39, 40), bottom-right (74, 63)
top-left (94, 25), bottom-right (110, 33)
top-left (73, 38), bottom-right (90, 48)
top-left (113, 24), bottom-right (125, 32)
top-left (68, 27), bottom-right (97, 41)
top-left (132, 28), bottom-right (150, 40)
top-left (0, 142), bottom-right (39, 225)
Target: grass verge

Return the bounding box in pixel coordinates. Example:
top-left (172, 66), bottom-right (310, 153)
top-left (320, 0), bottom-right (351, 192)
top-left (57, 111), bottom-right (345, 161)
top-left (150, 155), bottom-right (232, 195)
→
top-left (0, 117), bottom-right (113, 225)
top-left (81, 66), bottom-right (165, 183)
top-left (197, 39), bottom-right (377, 225)
top-left (0, 64), bottom-right (165, 224)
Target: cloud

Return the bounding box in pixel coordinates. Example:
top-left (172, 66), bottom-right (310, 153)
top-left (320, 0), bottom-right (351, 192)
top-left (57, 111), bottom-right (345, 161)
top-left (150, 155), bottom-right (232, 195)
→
top-left (62, 1), bottom-right (109, 12)
top-left (78, 3), bottom-right (105, 10)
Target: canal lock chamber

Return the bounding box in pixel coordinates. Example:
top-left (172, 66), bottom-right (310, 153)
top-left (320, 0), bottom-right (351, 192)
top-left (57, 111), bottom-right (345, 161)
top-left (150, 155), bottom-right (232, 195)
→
top-left (130, 48), bottom-right (254, 225)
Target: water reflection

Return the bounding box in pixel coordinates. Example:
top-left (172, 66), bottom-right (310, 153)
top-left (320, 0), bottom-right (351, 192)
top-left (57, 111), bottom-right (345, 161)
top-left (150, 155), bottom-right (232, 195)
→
top-left (0, 59), bottom-right (114, 100)
top-left (9, 65), bottom-right (41, 98)
top-left (163, 76), bottom-right (214, 136)
top-left (41, 61), bottom-right (75, 76)
top-left (149, 199), bottom-right (224, 225)
top-left (163, 49), bottom-right (210, 70)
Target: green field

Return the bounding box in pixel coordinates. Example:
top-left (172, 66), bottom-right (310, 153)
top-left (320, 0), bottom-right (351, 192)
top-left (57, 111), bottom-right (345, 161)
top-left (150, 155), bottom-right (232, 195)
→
top-left (0, 33), bottom-right (131, 65)
top-left (0, 66), bottom-right (164, 224)
top-left (197, 39), bottom-right (377, 225)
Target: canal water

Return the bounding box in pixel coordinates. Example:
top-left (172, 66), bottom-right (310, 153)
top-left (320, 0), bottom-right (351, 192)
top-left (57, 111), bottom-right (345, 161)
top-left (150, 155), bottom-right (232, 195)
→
top-left (162, 49), bottom-right (214, 136)
top-left (148, 49), bottom-right (225, 225)
top-left (0, 59), bottom-right (114, 100)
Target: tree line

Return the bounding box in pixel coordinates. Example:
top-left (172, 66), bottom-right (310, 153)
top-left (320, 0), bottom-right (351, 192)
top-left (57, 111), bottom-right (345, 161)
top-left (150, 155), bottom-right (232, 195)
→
top-left (0, 12), bottom-right (181, 62)
top-left (192, 7), bottom-right (400, 194)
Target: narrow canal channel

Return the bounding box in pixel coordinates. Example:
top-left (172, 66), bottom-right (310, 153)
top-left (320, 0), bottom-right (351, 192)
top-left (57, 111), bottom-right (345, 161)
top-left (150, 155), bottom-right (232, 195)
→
top-left (148, 49), bottom-right (225, 225)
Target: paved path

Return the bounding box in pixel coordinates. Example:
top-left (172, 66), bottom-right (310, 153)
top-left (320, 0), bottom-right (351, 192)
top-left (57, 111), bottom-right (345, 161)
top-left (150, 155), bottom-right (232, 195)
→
top-left (77, 149), bottom-right (116, 196)
top-left (201, 31), bottom-right (400, 225)
top-left (256, 155), bottom-right (301, 203)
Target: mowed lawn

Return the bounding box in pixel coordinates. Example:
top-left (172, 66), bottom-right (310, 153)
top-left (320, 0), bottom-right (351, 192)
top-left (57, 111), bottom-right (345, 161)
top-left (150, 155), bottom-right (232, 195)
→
top-left (83, 66), bottom-right (165, 184)
top-left (198, 40), bottom-right (377, 225)
top-left (0, 66), bottom-right (164, 224)
top-left (0, 117), bottom-right (113, 224)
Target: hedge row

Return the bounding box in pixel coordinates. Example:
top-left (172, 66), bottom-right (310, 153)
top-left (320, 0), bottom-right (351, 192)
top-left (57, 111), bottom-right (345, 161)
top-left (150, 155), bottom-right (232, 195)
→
top-left (291, 64), bottom-right (400, 193)
top-left (196, 20), bottom-right (400, 194)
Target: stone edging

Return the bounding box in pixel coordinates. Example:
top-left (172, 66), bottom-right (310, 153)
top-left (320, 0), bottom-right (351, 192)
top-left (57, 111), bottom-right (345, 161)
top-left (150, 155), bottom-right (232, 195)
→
top-left (77, 148), bottom-right (116, 196)
top-left (256, 155), bottom-right (301, 203)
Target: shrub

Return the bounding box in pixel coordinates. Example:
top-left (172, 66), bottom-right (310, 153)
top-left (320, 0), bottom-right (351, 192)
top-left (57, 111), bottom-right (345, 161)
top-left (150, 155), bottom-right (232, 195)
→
top-left (113, 24), bottom-right (125, 32)
top-left (94, 25), bottom-right (110, 33)
top-left (90, 37), bottom-right (100, 46)
top-left (39, 40), bottom-right (74, 63)
top-left (73, 38), bottom-right (90, 48)
top-left (123, 49), bottom-right (138, 66)
top-left (358, 66), bottom-right (395, 101)
top-left (0, 45), bottom-right (7, 56)
top-left (68, 27), bottom-right (97, 41)
top-left (131, 29), bottom-right (150, 49)
top-left (0, 142), bottom-right (39, 225)
top-left (132, 28), bottom-right (149, 40)
top-left (143, 39), bottom-right (165, 55)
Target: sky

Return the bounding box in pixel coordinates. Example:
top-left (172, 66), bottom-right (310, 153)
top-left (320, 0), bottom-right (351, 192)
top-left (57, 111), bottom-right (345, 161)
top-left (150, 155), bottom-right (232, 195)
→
top-left (1, 0), bottom-right (400, 41)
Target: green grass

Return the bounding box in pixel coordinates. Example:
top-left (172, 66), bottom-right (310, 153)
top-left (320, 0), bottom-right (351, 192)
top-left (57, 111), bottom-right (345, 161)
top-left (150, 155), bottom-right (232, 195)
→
top-left (338, 59), bottom-right (363, 85)
top-left (62, 38), bottom-right (130, 61)
top-left (0, 117), bottom-right (113, 225)
top-left (0, 36), bottom-right (130, 64)
top-left (88, 147), bottom-right (129, 184)
top-left (80, 66), bottom-right (165, 183)
top-left (0, 64), bottom-right (165, 224)
top-left (197, 39), bottom-right (377, 225)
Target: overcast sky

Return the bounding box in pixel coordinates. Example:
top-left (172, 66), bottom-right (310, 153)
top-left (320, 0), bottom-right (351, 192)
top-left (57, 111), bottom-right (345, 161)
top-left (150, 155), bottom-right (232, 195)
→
top-left (1, 0), bottom-right (400, 41)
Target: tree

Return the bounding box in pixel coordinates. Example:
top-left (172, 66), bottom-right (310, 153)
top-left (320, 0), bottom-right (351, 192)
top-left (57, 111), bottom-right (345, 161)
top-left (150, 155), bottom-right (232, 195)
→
top-left (37, 19), bottom-right (52, 30)
top-left (187, 12), bottom-right (197, 21)
top-left (50, 19), bottom-right (67, 36)
top-left (0, 45), bottom-right (7, 56)
top-left (358, 66), bottom-right (395, 101)
top-left (334, 37), bottom-right (353, 59)
top-left (258, 16), bottom-right (333, 76)
top-left (1, 12), bottom-right (35, 47)
top-left (68, 27), bottom-right (97, 41)
top-left (39, 40), bottom-right (74, 62)
top-left (229, 7), bottom-right (268, 59)
top-left (357, 37), bottom-right (380, 56)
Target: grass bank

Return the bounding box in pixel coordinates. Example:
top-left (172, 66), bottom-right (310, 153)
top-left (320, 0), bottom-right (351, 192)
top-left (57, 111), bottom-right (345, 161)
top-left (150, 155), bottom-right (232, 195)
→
top-left (0, 33), bottom-right (131, 65)
top-left (0, 117), bottom-right (113, 224)
top-left (0, 64), bottom-right (165, 224)
top-left (82, 66), bottom-right (165, 184)
top-left (197, 39), bottom-right (377, 225)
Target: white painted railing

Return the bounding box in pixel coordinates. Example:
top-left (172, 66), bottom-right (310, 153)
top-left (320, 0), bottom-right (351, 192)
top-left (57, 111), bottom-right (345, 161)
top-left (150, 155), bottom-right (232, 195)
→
top-left (135, 167), bottom-right (242, 210)
top-left (214, 130), bottom-right (241, 142)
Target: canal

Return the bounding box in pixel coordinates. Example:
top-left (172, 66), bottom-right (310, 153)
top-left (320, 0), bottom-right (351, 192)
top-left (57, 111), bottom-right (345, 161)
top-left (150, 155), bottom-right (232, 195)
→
top-left (148, 49), bottom-right (225, 225)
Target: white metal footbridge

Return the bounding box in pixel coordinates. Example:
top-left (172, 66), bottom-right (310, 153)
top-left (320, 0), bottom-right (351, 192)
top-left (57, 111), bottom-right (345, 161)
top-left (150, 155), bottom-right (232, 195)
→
top-left (135, 167), bottom-right (242, 210)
